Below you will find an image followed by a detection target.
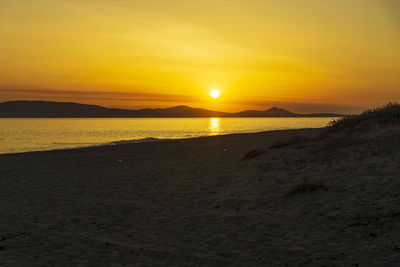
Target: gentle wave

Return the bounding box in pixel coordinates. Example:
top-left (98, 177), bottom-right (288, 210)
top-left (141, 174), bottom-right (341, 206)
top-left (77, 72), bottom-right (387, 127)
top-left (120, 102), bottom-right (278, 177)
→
top-left (108, 137), bottom-right (169, 145)
top-left (52, 142), bottom-right (92, 145)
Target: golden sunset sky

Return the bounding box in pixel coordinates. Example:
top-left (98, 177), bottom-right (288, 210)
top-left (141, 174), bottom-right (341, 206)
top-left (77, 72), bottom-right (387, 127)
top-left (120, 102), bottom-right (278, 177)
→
top-left (0, 0), bottom-right (399, 113)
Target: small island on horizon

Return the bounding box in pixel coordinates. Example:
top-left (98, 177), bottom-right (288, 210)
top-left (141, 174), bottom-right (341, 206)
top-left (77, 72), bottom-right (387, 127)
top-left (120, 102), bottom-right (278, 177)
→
top-left (0, 100), bottom-right (341, 118)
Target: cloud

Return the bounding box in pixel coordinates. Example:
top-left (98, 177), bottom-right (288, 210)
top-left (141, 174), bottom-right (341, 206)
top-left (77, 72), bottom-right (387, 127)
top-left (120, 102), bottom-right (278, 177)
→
top-left (0, 88), bottom-right (198, 107)
top-left (378, 0), bottom-right (400, 27)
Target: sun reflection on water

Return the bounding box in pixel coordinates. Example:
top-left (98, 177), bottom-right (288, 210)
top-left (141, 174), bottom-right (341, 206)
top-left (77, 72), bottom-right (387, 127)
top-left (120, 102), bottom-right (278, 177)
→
top-left (208, 118), bottom-right (221, 135)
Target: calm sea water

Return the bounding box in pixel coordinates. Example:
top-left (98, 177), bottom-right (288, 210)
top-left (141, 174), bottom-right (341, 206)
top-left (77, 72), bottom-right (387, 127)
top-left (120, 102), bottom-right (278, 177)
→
top-left (0, 118), bottom-right (335, 154)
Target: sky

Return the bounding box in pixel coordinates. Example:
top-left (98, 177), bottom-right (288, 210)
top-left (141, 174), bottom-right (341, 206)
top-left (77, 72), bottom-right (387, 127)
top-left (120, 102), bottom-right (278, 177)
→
top-left (0, 0), bottom-right (399, 113)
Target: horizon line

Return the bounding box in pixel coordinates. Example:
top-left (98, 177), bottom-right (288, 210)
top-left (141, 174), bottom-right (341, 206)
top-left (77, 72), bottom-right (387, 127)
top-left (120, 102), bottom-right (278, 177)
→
top-left (0, 88), bottom-right (364, 114)
top-left (1, 99), bottom-right (345, 116)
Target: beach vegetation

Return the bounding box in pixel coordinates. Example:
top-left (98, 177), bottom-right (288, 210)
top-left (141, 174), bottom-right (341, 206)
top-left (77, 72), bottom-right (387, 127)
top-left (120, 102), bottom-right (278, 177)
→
top-left (285, 180), bottom-right (326, 197)
top-left (241, 149), bottom-right (265, 161)
top-left (327, 102), bottom-right (400, 130)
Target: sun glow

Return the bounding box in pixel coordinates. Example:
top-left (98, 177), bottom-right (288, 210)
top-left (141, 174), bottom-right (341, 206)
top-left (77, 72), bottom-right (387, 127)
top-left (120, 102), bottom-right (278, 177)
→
top-left (0, 1), bottom-right (399, 113)
top-left (209, 118), bottom-right (221, 135)
top-left (210, 89), bottom-right (220, 99)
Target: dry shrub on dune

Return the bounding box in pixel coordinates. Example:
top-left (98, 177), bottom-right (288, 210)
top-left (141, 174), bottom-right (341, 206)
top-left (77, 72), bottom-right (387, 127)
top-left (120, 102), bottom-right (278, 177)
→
top-left (284, 179), bottom-right (326, 197)
top-left (241, 149), bottom-right (265, 161)
top-left (328, 102), bottom-right (400, 130)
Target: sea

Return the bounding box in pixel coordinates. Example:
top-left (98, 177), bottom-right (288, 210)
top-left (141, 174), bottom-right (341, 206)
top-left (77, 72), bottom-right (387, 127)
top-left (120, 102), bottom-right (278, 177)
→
top-left (0, 117), bottom-right (336, 154)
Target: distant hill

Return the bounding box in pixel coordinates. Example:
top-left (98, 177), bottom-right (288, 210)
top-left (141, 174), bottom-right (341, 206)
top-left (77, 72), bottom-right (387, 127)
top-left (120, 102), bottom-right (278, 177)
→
top-left (0, 101), bottom-right (341, 118)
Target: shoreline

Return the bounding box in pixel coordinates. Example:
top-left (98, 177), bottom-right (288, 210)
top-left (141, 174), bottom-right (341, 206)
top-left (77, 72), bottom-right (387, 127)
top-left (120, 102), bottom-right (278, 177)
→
top-left (0, 127), bottom-right (323, 156)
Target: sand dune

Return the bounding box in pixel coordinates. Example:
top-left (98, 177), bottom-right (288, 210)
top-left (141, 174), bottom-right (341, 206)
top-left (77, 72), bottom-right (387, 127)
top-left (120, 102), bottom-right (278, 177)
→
top-left (1, 124), bottom-right (400, 266)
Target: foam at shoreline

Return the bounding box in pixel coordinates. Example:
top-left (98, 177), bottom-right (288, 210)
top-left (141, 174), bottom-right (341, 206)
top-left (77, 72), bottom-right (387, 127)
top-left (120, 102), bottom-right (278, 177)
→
top-left (108, 137), bottom-right (169, 145)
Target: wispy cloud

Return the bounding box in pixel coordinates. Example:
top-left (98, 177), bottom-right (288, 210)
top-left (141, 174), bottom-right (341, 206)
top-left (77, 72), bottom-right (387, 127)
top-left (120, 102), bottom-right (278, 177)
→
top-left (0, 88), bottom-right (198, 106)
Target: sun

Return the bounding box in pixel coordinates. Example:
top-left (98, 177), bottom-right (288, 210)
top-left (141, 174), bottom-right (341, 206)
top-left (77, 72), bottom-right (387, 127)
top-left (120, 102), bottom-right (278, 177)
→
top-left (210, 89), bottom-right (220, 99)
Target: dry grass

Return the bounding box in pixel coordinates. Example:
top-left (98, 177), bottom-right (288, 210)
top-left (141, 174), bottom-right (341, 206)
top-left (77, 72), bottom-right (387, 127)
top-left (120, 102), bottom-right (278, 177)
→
top-left (241, 149), bottom-right (265, 161)
top-left (327, 102), bottom-right (400, 130)
top-left (285, 181), bottom-right (326, 197)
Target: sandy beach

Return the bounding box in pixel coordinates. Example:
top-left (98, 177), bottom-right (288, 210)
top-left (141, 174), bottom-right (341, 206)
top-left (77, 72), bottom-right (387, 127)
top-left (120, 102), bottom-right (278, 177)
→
top-left (1, 125), bottom-right (400, 266)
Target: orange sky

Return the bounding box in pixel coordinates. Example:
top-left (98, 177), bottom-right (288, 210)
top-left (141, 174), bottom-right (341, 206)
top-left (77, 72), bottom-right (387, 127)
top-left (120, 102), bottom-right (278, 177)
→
top-left (1, 0), bottom-right (399, 113)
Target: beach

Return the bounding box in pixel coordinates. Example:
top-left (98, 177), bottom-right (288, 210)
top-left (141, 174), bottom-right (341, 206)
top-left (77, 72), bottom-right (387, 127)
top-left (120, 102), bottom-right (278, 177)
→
top-left (1, 126), bottom-right (400, 266)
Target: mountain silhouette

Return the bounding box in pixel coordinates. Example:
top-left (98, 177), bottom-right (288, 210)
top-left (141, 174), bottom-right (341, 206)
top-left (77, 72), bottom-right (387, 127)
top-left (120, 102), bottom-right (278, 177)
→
top-left (0, 101), bottom-right (340, 118)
